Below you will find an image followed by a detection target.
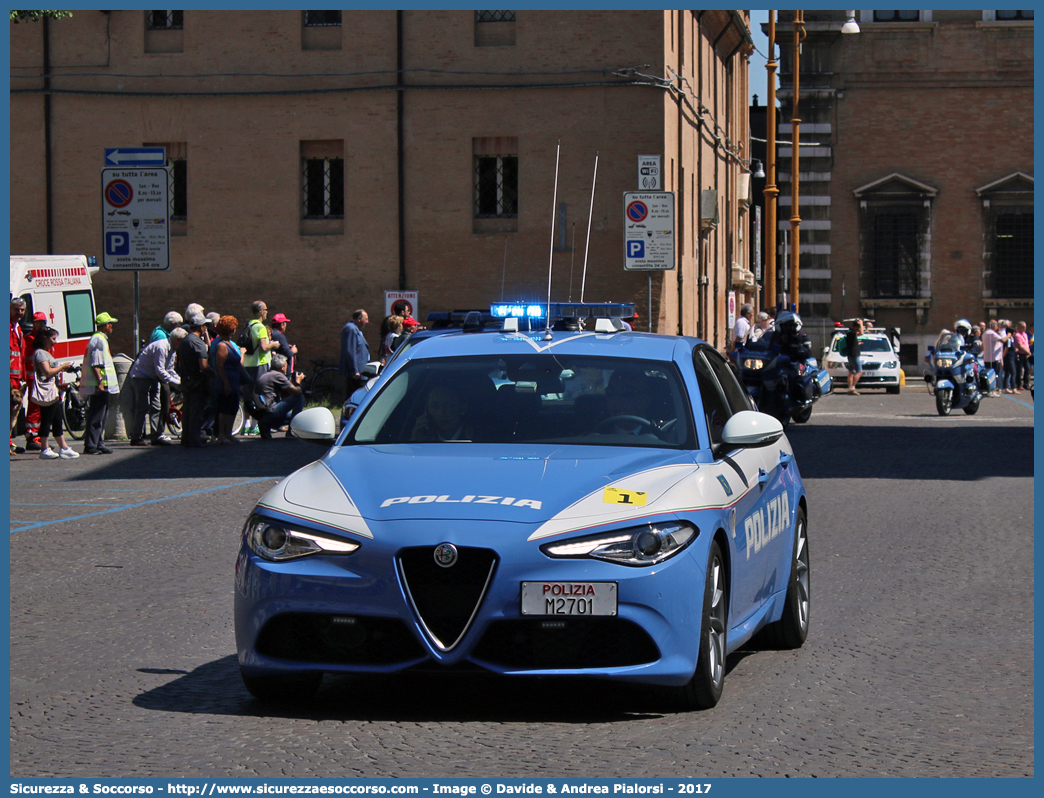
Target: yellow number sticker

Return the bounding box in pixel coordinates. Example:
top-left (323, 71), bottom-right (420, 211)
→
top-left (603, 487), bottom-right (648, 506)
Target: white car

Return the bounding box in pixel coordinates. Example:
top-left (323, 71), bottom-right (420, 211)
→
top-left (823, 325), bottom-right (902, 394)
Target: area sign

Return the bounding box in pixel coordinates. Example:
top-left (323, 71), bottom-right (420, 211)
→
top-left (623, 191), bottom-right (675, 271)
top-left (101, 167), bottom-right (170, 271)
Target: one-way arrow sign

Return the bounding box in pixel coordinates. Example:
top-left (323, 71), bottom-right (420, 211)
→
top-left (105, 147), bottom-right (166, 167)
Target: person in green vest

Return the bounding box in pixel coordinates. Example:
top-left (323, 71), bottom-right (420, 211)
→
top-left (241, 300), bottom-right (281, 435)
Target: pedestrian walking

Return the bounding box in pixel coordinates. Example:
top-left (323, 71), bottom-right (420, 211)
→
top-left (731, 304), bottom-right (753, 352)
top-left (845, 319), bottom-right (865, 394)
top-left (10, 297), bottom-right (27, 455)
top-left (22, 311), bottom-right (48, 451)
top-left (240, 300), bottom-right (280, 435)
top-left (31, 327), bottom-right (79, 460)
top-left (268, 313), bottom-right (298, 375)
top-left (981, 320), bottom-right (1005, 397)
top-left (339, 309), bottom-right (370, 394)
top-left (175, 313), bottom-right (211, 447)
top-left (79, 312), bottom-right (120, 455)
top-left (127, 328), bottom-right (184, 445)
top-left (1014, 321), bottom-right (1031, 391)
top-left (209, 315), bottom-right (243, 444)
top-left (1000, 320), bottom-right (1017, 392)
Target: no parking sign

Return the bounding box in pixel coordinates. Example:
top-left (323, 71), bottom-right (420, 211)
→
top-left (623, 191), bottom-right (675, 271)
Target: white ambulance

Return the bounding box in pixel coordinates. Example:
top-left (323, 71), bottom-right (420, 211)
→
top-left (10, 255), bottom-right (100, 367)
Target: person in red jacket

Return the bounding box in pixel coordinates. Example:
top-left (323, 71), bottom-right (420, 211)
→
top-left (10, 298), bottom-right (26, 455)
top-left (22, 311), bottom-right (48, 450)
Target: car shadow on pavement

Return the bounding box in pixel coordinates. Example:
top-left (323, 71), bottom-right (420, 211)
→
top-left (63, 439), bottom-right (324, 481)
top-left (789, 424), bottom-right (1032, 481)
top-left (133, 655), bottom-right (751, 721)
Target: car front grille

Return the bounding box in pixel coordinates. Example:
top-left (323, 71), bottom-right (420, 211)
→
top-left (398, 546), bottom-right (498, 651)
top-left (255, 612), bottom-right (425, 665)
top-left (472, 618), bottom-right (660, 669)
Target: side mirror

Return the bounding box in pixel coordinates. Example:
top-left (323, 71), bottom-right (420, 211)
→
top-left (927, 346), bottom-right (935, 353)
top-left (721, 410), bottom-right (784, 448)
top-left (290, 406), bottom-right (337, 444)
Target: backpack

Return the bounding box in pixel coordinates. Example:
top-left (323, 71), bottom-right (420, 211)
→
top-left (237, 320), bottom-right (260, 356)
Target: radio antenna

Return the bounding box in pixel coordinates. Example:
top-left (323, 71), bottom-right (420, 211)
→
top-left (543, 139), bottom-right (561, 340)
top-left (580, 151), bottom-right (599, 304)
top-left (500, 235), bottom-right (508, 301)
top-left (568, 222), bottom-right (576, 302)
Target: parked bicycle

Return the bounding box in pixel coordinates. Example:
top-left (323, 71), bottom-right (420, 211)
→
top-left (305, 359), bottom-right (345, 408)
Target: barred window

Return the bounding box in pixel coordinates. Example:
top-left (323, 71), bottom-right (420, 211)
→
top-left (873, 10), bottom-right (920, 21)
top-left (304, 10), bottom-right (342, 27)
top-left (302, 158), bottom-right (344, 219)
top-left (993, 211), bottom-right (1033, 298)
top-left (147, 10), bottom-right (183, 30)
top-left (870, 212), bottom-right (920, 298)
top-left (474, 156), bottom-right (518, 219)
top-left (476, 11), bottom-right (516, 23)
top-left (169, 159), bottom-right (187, 220)
top-left (996, 10), bottom-right (1034, 20)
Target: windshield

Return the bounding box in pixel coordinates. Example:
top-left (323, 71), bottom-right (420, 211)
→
top-left (936, 333), bottom-right (965, 352)
top-left (347, 354), bottom-right (694, 448)
top-left (831, 336), bottom-right (893, 354)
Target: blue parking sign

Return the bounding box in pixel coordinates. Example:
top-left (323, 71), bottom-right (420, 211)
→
top-left (627, 240), bottom-right (645, 259)
top-left (106, 231), bottom-right (130, 256)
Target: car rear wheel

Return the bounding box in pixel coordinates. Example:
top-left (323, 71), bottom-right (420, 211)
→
top-left (241, 670), bottom-right (323, 703)
top-left (669, 540), bottom-right (727, 710)
top-left (761, 507), bottom-right (809, 649)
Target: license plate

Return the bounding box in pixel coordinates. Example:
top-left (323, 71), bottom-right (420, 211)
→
top-left (520, 582), bottom-right (617, 616)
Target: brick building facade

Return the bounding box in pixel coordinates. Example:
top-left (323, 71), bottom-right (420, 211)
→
top-left (10, 10), bottom-right (754, 361)
top-left (772, 9), bottom-right (1033, 363)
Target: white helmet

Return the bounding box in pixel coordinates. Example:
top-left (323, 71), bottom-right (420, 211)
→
top-left (955, 318), bottom-right (972, 337)
top-left (777, 310), bottom-right (803, 334)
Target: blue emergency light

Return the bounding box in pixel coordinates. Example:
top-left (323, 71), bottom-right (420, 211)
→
top-left (489, 302), bottom-right (636, 321)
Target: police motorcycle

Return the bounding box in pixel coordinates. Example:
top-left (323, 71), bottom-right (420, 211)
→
top-left (731, 310), bottom-right (832, 426)
top-left (924, 320), bottom-right (996, 416)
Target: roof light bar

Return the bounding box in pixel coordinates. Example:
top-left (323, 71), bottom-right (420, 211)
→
top-left (489, 302), bottom-right (636, 321)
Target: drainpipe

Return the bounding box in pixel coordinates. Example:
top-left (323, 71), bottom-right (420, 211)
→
top-left (397, 11), bottom-right (406, 291)
top-left (44, 16), bottom-right (53, 254)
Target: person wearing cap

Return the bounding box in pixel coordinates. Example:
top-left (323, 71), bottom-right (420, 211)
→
top-left (150, 311), bottom-right (184, 343)
top-left (268, 312), bottom-right (297, 375)
top-left (128, 327), bottom-right (185, 446)
top-left (79, 312), bottom-right (120, 454)
top-left (175, 313), bottom-right (212, 447)
top-left (21, 311), bottom-right (50, 450)
top-left (241, 300), bottom-right (280, 436)
top-left (10, 297), bottom-right (27, 455)
top-left (174, 313), bottom-right (212, 449)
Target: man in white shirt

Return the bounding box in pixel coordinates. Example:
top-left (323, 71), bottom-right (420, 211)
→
top-left (128, 327), bottom-right (185, 445)
top-left (731, 304), bottom-right (753, 351)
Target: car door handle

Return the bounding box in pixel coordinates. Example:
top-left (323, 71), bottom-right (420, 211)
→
top-left (779, 451), bottom-right (794, 469)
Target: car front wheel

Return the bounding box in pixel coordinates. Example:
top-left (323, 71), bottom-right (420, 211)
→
top-left (669, 540), bottom-right (727, 710)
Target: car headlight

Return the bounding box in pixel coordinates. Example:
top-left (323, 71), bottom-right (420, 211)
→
top-left (935, 357), bottom-right (955, 368)
top-left (244, 515), bottom-right (361, 562)
top-left (540, 521), bottom-right (697, 567)
top-left (742, 358), bottom-right (765, 370)
top-left (883, 360), bottom-right (898, 369)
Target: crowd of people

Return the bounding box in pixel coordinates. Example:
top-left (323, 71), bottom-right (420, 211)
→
top-left (960, 318), bottom-right (1033, 396)
top-left (11, 294), bottom-right (1034, 460)
top-left (9, 297), bottom-right (310, 458)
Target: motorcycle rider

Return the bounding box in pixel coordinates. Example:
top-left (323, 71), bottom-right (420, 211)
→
top-left (765, 310), bottom-right (815, 405)
top-left (952, 319), bottom-right (981, 396)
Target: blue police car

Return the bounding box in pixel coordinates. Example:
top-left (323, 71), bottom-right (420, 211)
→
top-left (235, 304), bottom-right (810, 710)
